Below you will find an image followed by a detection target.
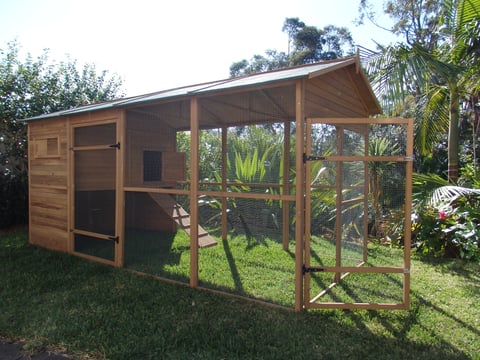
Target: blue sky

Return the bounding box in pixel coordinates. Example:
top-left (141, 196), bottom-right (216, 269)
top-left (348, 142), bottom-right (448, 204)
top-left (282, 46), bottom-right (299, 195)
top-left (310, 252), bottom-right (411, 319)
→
top-left (0, 0), bottom-right (397, 96)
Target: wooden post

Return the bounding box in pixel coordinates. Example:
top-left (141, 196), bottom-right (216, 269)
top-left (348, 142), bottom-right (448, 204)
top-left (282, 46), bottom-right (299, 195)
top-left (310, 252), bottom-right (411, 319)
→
top-left (403, 118), bottom-right (414, 308)
top-left (334, 127), bottom-right (344, 283)
top-left (27, 125), bottom-right (33, 246)
top-left (294, 80), bottom-right (305, 312)
top-left (282, 121), bottom-right (291, 250)
top-left (190, 97), bottom-right (200, 287)
top-left (67, 117), bottom-right (74, 254)
top-left (221, 126), bottom-right (228, 241)
top-left (363, 127), bottom-right (369, 262)
top-left (115, 111), bottom-right (126, 267)
top-left (303, 118), bottom-right (312, 307)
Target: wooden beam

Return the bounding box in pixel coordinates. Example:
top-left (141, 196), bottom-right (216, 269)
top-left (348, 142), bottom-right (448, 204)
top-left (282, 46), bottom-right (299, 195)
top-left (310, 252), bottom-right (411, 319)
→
top-left (309, 117), bottom-right (412, 125)
top-left (115, 110), bottom-right (126, 268)
top-left (282, 121), bottom-right (291, 250)
top-left (403, 118), bottom-right (414, 308)
top-left (198, 190), bottom-right (295, 201)
top-left (67, 117), bottom-right (74, 254)
top-left (294, 80), bottom-right (305, 312)
top-left (334, 127), bottom-right (344, 283)
top-left (221, 126), bottom-right (228, 241)
top-left (306, 302), bottom-right (408, 310)
top-left (28, 124), bottom-right (33, 246)
top-left (124, 187), bottom-right (189, 195)
top-left (363, 128), bottom-right (369, 262)
top-left (189, 97), bottom-right (200, 287)
top-left (304, 115), bottom-right (313, 309)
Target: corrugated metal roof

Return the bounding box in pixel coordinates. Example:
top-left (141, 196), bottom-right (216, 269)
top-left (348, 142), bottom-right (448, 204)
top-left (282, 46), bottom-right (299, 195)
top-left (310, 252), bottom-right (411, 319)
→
top-left (24, 57), bottom-right (357, 122)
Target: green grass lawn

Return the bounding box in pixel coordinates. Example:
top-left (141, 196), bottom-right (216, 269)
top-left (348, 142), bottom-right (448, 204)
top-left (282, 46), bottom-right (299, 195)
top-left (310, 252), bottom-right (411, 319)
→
top-left (1, 228), bottom-right (479, 359)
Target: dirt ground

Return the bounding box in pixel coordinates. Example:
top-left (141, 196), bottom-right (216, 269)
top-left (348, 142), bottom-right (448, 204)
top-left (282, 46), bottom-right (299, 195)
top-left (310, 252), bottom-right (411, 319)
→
top-left (0, 336), bottom-right (72, 360)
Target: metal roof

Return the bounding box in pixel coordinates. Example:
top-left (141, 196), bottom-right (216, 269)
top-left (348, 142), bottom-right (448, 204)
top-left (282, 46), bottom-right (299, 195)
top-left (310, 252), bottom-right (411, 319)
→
top-left (24, 57), bottom-right (360, 122)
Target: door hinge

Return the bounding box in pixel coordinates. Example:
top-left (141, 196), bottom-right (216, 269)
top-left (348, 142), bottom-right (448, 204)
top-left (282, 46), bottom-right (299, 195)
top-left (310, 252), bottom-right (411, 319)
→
top-left (303, 153), bottom-right (325, 163)
top-left (108, 236), bottom-right (119, 243)
top-left (109, 142), bottom-right (121, 149)
top-left (302, 265), bottom-right (325, 274)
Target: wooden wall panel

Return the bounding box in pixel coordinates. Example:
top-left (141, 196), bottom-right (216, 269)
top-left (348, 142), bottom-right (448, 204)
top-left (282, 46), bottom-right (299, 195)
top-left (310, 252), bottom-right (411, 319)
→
top-left (28, 118), bottom-right (69, 252)
top-left (305, 72), bottom-right (370, 118)
top-left (29, 223), bottom-right (69, 252)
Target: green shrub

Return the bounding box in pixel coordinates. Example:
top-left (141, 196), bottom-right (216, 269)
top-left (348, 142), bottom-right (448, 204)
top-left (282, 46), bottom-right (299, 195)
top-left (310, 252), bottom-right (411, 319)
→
top-left (413, 192), bottom-right (480, 261)
top-left (0, 170), bottom-right (28, 228)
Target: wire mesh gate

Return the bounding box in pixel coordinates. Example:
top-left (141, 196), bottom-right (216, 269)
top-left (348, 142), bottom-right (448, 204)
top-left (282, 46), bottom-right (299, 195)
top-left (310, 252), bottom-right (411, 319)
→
top-left (303, 118), bottom-right (413, 310)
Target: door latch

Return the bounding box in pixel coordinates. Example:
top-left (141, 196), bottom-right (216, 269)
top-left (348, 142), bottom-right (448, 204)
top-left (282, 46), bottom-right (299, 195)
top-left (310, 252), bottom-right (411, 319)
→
top-left (303, 153), bottom-right (325, 163)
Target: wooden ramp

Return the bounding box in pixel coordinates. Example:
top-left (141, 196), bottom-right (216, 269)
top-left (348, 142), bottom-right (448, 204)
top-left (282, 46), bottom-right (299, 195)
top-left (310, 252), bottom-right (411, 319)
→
top-left (148, 193), bottom-right (218, 248)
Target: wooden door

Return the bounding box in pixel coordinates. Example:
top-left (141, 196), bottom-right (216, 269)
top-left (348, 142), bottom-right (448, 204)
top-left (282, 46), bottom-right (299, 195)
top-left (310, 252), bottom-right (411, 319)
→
top-left (71, 122), bottom-right (120, 265)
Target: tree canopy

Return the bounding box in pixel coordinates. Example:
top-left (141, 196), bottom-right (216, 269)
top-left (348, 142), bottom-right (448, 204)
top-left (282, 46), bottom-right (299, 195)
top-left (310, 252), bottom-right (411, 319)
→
top-left (360, 0), bottom-right (480, 182)
top-left (230, 18), bottom-right (355, 77)
top-left (0, 41), bottom-right (124, 227)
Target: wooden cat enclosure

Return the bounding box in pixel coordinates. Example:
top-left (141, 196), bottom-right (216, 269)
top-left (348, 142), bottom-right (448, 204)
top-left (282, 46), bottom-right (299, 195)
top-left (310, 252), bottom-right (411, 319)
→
top-left (26, 56), bottom-right (412, 311)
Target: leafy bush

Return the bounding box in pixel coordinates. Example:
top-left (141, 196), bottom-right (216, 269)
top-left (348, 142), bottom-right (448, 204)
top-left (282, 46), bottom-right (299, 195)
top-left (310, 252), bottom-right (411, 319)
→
top-left (0, 171), bottom-right (28, 228)
top-left (0, 41), bottom-right (124, 228)
top-left (412, 183), bottom-right (480, 261)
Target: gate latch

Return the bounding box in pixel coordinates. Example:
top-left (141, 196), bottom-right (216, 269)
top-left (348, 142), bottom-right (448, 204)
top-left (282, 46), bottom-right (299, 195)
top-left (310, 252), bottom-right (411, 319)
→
top-left (302, 265), bottom-right (325, 274)
top-left (109, 142), bottom-right (121, 149)
top-left (108, 236), bottom-right (119, 243)
top-left (303, 153), bottom-right (325, 163)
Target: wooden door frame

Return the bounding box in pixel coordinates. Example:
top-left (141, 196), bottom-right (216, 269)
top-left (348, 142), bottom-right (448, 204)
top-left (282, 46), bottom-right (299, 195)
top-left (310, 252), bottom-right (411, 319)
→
top-left (302, 117), bottom-right (413, 310)
top-left (67, 112), bottom-right (125, 267)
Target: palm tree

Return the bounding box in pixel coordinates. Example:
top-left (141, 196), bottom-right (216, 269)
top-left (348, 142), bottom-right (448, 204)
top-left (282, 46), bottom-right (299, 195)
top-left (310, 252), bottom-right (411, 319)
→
top-left (363, 0), bottom-right (480, 182)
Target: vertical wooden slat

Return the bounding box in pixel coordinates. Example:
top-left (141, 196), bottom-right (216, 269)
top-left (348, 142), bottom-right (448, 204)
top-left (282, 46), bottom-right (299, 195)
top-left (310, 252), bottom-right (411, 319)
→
top-left (67, 117), bottom-right (74, 253)
top-left (303, 119), bottom-right (312, 306)
top-left (189, 97), bottom-right (200, 287)
top-left (28, 125), bottom-right (33, 244)
top-left (363, 128), bottom-right (369, 262)
top-left (115, 111), bottom-right (126, 267)
top-left (294, 80), bottom-right (305, 312)
top-left (334, 127), bottom-right (344, 283)
top-left (282, 121), bottom-right (291, 250)
top-left (403, 118), bottom-right (414, 308)
top-left (221, 126), bottom-right (228, 241)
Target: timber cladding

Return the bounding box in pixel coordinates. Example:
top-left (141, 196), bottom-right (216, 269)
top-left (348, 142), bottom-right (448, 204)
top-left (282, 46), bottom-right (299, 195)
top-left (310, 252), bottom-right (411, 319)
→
top-left (28, 109), bottom-right (123, 252)
top-left (29, 117), bottom-right (69, 251)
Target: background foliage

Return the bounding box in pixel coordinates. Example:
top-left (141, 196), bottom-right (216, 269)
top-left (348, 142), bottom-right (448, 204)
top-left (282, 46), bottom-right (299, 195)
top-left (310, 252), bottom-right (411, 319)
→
top-left (229, 17), bottom-right (355, 77)
top-left (0, 41), bottom-right (124, 228)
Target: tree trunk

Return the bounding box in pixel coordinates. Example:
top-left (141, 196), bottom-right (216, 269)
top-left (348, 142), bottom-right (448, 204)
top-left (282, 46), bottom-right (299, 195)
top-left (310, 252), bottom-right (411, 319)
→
top-left (448, 83), bottom-right (460, 183)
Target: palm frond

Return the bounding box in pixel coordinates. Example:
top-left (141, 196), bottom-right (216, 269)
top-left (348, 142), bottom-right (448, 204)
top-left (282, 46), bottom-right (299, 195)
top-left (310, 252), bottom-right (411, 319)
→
top-left (414, 85), bottom-right (450, 154)
top-left (412, 172), bottom-right (449, 207)
top-left (449, 0), bottom-right (480, 64)
top-left (431, 185), bottom-right (480, 205)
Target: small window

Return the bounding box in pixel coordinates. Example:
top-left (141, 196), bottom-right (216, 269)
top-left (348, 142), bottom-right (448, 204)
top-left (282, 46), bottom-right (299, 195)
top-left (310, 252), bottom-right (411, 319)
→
top-left (34, 137), bottom-right (59, 158)
top-left (143, 150), bottom-right (162, 182)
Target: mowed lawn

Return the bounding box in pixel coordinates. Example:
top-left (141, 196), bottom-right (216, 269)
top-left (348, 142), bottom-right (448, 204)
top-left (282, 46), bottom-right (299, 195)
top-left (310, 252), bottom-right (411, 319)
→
top-left (0, 228), bottom-right (479, 360)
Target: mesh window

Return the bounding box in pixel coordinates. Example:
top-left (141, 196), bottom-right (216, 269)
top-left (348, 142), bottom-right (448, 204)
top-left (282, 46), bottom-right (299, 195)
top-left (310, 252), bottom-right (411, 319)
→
top-left (143, 150), bottom-right (162, 182)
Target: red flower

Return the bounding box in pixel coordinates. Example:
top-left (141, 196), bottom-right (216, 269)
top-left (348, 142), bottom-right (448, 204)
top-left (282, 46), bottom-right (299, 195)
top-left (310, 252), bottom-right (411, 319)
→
top-left (439, 210), bottom-right (447, 220)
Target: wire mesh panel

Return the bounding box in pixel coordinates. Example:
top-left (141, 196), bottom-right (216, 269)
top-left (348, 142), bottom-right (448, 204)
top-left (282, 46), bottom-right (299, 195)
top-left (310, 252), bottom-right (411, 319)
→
top-left (196, 195), bottom-right (296, 306)
top-left (72, 123), bottom-right (117, 263)
top-left (304, 118), bottom-right (412, 310)
top-left (191, 123), bottom-right (297, 306)
top-left (124, 191), bottom-right (190, 284)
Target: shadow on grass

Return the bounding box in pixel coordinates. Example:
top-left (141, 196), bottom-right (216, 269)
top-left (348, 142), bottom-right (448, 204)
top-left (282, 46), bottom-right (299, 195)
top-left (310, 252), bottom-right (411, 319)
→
top-left (221, 238), bottom-right (244, 294)
top-left (0, 231), bottom-right (476, 359)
